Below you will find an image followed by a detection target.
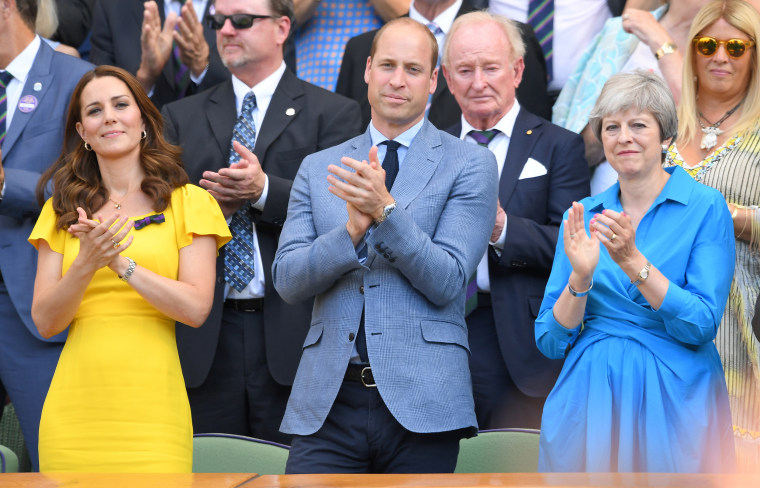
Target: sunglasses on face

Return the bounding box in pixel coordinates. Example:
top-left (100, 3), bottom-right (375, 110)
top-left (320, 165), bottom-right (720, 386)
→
top-left (693, 36), bottom-right (755, 58)
top-left (206, 13), bottom-right (275, 30)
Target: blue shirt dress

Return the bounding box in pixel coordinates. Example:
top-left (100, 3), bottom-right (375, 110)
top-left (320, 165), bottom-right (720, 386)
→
top-left (535, 166), bottom-right (736, 472)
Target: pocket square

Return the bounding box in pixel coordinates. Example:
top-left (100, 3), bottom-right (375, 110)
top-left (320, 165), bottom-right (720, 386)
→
top-left (519, 158), bottom-right (548, 179)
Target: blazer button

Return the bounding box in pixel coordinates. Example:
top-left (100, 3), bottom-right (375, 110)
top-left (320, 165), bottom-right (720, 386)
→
top-left (349, 332), bottom-right (355, 341)
top-left (359, 285), bottom-right (364, 294)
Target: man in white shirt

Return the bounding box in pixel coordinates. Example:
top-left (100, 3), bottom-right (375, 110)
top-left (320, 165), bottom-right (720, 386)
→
top-left (0, 0), bottom-right (92, 470)
top-left (443, 11), bottom-right (589, 429)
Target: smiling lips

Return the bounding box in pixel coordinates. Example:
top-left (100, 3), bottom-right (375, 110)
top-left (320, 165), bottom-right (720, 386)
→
top-left (102, 131), bottom-right (124, 138)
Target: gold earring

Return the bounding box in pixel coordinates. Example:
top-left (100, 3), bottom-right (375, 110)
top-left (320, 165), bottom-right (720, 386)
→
top-left (84, 142), bottom-right (92, 151)
top-left (141, 130), bottom-right (147, 140)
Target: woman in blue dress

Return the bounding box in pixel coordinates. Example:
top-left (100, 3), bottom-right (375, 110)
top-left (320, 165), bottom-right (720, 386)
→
top-left (536, 70), bottom-right (736, 472)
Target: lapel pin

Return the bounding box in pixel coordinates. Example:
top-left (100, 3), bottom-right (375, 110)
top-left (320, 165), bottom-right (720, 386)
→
top-left (33, 82), bottom-right (42, 92)
top-left (285, 107), bottom-right (295, 116)
top-left (18, 95), bottom-right (38, 113)
top-left (526, 130), bottom-right (533, 135)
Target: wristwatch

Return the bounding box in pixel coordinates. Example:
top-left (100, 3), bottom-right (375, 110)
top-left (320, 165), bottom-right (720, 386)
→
top-left (655, 41), bottom-right (677, 60)
top-left (631, 261), bottom-right (651, 286)
top-left (374, 201), bottom-right (397, 224)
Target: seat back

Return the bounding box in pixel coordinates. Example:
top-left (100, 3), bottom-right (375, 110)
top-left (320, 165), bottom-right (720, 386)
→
top-left (192, 433), bottom-right (289, 474)
top-left (0, 443), bottom-right (19, 473)
top-left (0, 403), bottom-right (29, 472)
top-left (455, 428), bottom-right (541, 473)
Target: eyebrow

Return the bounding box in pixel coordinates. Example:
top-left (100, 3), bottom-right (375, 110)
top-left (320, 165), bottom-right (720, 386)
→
top-left (84, 94), bottom-right (130, 110)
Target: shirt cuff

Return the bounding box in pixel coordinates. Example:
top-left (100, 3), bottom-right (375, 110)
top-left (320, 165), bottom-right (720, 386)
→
top-left (489, 215), bottom-right (507, 255)
top-left (252, 175), bottom-right (270, 211)
top-left (190, 65), bottom-right (208, 85)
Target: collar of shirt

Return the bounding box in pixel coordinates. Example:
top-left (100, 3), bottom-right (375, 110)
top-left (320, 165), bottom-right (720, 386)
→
top-left (368, 117), bottom-right (425, 167)
top-left (460, 101), bottom-right (519, 180)
top-left (588, 165), bottom-right (691, 214)
top-left (409, 0), bottom-right (462, 34)
top-left (231, 61), bottom-right (286, 125)
top-left (165, 0), bottom-right (207, 18)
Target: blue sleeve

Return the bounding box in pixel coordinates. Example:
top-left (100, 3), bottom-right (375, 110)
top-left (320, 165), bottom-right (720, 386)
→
top-left (535, 218), bottom-right (583, 360)
top-left (657, 194), bottom-right (735, 345)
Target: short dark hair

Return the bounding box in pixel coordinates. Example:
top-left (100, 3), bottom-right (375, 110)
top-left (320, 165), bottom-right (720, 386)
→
top-left (16, 0), bottom-right (38, 30)
top-left (369, 18), bottom-right (438, 73)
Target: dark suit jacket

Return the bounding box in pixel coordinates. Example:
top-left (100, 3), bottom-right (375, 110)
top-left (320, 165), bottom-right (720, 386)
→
top-left (449, 108), bottom-right (590, 397)
top-left (335, 1), bottom-right (551, 130)
top-left (0, 42), bottom-right (92, 341)
top-left (90, 0), bottom-right (229, 109)
top-left (472, 0), bottom-right (625, 16)
top-left (162, 69), bottom-right (362, 388)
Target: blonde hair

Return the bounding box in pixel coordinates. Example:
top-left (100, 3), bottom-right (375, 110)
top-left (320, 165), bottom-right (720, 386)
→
top-left (679, 0), bottom-right (760, 144)
top-left (35, 0), bottom-right (58, 38)
top-left (442, 11), bottom-right (525, 68)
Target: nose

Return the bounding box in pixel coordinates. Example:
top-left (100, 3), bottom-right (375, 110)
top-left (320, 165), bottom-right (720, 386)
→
top-left (389, 67), bottom-right (406, 88)
top-left (617, 124), bottom-right (633, 144)
top-left (219, 18), bottom-right (236, 36)
top-left (713, 44), bottom-right (730, 62)
top-left (472, 68), bottom-right (487, 89)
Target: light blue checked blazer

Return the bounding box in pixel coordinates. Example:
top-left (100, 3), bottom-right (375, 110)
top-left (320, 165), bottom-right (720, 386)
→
top-left (273, 120), bottom-right (498, 435)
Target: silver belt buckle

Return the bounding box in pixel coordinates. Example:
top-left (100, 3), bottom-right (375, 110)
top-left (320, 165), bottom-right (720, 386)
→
top-left (361, 366), bottom-right (376, 388)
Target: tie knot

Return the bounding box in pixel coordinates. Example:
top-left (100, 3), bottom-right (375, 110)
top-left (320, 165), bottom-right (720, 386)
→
top-left (426, 22), bottom-right (442, 35)
top-left (0, 71), bottom-right (13, 88)
top-left (468, 129), bottom-right (499, 147)
top-left (383, 140), bottom-right (401, 152)
top-left (241, 92), bottom-right (257, 114)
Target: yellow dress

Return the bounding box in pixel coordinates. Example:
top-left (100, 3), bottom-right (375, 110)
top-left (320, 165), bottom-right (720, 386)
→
top-left (29, 185), bottom-right (231, 472)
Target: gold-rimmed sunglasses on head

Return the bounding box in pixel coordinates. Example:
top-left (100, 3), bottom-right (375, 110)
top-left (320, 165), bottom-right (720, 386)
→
top-left (693, 36), bottom-right (755, 58)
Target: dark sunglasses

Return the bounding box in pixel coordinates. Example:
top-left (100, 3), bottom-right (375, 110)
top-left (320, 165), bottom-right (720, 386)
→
top-left (206, 13), bottom-right (275, 30)
top-left (693, 36), bottom-right (755, 58)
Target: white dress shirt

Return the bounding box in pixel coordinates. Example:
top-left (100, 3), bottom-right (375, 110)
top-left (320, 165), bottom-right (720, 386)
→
top-left (459, 101), bottom-right (521, 293)
top-left (225, 62), bottom-right (286, 300)
top-left (409, 0), bottom-right (463, 60)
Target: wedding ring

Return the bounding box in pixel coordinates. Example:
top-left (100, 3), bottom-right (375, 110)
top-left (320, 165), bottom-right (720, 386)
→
top-left (623, 13), bottom-right (630, 20)
top-left (610, 233), bottom-right (617, 241)
top-left (570, 234), bottom-right (577, 239)
top-left (112, 240), bottom-right (120, 248)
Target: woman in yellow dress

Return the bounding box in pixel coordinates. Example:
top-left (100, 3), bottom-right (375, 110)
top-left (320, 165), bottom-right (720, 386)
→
top-left (28, 66), bottom-right (231, 472)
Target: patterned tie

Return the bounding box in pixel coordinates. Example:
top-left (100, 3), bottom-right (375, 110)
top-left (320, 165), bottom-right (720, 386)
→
top-left (465, 129), bottom-right (500, 317)
top-left (224, 92), bottom-right (258, 292)
top-left (173, 0), bottom-right (191, 98)
top-left (382, 140), bottom-right (401, 190)
top-left (528, 0), bottom-right (554, 82)
top-left (0, 71), bottom-right (13, 147)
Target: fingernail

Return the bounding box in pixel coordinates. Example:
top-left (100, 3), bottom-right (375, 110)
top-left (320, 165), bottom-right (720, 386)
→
top-left (590, 219), bottom-right (596, 226)
top-left (602, 209), bottom-right (607, 215)
top-left (621, 211), bottom-right (627, 216)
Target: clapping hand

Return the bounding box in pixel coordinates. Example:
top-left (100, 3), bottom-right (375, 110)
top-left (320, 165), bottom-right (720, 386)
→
top-left (563, 202), bottom-right (599, 287)
top-left (68, 208), bottom-right (134, 272)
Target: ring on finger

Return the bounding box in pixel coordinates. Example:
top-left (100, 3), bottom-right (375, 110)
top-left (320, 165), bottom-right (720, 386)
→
top-left (570, 234), bottom-right (577, 239)
top-left (112, 240), bottom-right (120, 248)
top-left (610, 233), bottom-right (617, 241)
top-left (623, 13), bottom-right (630, 20)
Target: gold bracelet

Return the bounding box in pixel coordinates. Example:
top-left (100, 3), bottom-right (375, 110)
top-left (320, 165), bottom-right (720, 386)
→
top-left (737, 210), bottom-right (749, 237)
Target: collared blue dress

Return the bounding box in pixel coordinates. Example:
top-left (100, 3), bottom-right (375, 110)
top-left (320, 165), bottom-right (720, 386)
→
top-left (536, 166), bottom-right (736, 472)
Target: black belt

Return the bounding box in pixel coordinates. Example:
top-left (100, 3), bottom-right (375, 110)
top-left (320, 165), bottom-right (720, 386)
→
top-left (224, 298), bottom-right (264, 312)
top-left (345, 363), bottom-right (376, 387)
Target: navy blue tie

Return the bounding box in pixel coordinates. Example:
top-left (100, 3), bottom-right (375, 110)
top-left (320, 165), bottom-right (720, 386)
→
top-left (224, 92), bottom-right (258, 292)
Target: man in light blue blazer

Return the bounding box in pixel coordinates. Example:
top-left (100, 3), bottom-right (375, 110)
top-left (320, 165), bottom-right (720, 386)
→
top-left (0, 0), bottom-right (92, 470)
top-left (273, 18), bottom-right (499, 473)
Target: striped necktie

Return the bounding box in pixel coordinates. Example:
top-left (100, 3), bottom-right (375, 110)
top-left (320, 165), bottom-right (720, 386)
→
top-left (425, 22), bottom-right (443, 117)
top-left (224, 92), bottom-right (258, 292)
top-left (0, 71), bottom-right (13, 147)
top-left (528, 0), bottom-right (554, 82)
top-left (465, 129), bottom-right (500, 317)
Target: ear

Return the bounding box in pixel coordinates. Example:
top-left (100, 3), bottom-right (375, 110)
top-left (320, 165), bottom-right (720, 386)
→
top-left (75, 121), bottom-right (85, 140)
top-left (441, 64), bottom-right (453, 95)
top-left (364, 56), bottom-right (372, 85)
top-left (275, 16), bottom-right (291, 46)
top-left (512, 57), bottom-right (525, 88)
top-left (429, 66), bottom-right (439, 95)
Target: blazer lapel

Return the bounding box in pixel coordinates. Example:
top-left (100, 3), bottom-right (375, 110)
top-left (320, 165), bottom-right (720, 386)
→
top-left (3, 43), bottom-right (54, 156)
top-left (253, 70), bottom-right (304, 167)
top-left (206, 81), bottom-right (237, 170)
top-left (392, 120), bottom-right (441, 211)
top-left (499, 108), bottom-right (542, 205)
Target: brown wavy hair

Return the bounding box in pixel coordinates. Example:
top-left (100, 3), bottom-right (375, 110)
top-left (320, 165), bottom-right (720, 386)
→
top-left (36, 65), bottom-right (189, 229)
